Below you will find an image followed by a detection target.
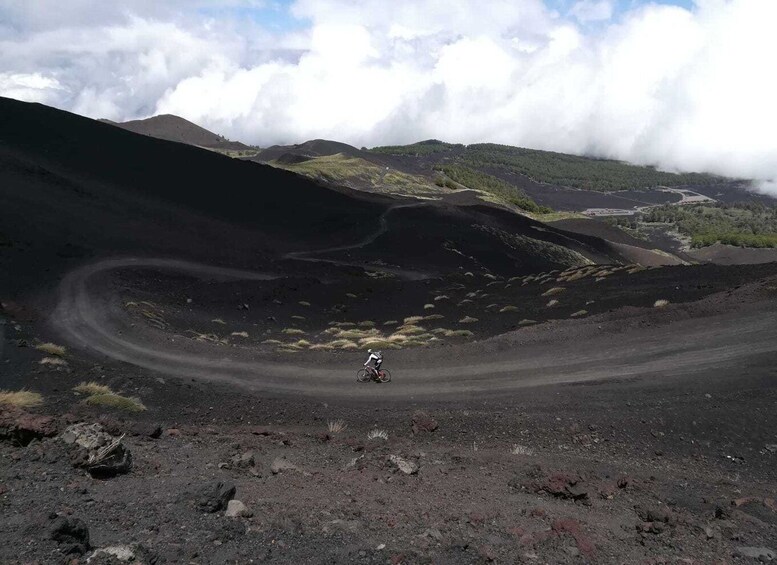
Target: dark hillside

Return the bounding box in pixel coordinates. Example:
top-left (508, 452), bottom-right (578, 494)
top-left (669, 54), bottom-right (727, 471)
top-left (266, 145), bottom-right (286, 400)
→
top-left (0, 97), bottom-right (629, 298)
top-left (108, 114), bottom-right (249, 151)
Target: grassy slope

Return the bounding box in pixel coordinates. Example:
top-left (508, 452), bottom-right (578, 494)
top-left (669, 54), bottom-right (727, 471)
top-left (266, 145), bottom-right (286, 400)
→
top-left (271, 153), bottom-right (442, 197)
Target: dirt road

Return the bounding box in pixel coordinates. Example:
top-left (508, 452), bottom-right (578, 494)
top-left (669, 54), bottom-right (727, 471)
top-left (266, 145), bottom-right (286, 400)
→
top-left (50, 257), bottom-right (777, 400)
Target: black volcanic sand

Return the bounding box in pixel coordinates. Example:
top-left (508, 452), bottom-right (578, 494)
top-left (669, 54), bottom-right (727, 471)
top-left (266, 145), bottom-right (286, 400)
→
top-left (2, 270), bottom-right (777, 563)
top-left (107, 261), bottom-right (777, 353)
top-left (3, 98), bottom-right (777, 563)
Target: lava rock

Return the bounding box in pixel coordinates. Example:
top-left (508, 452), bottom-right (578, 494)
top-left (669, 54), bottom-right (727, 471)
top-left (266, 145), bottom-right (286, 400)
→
top-left (192, 480), bottom-right (236, 513)
top-left (0, 408), bottom-right (58, 446)
top-left (735, 546), bottom-right (775, 561)
top-left (48, 516), bottom-right (90, 555)
top-left (388, 455), bottom-right (419, 475)
top-left (270, 456), bottom-right (297, 474)
top-left (411, 411), bottom-right (438, 434)
top-left (60, 423), bottom-right (132, 478)
top-left (225, 500), bottom-right (252, 518)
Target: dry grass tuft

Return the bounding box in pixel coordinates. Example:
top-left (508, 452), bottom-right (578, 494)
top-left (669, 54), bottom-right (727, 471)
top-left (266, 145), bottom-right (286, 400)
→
top-left (459, 316), bottom-right (478, 324)
top-left (546, 299), bottom-right (559, 307)
top-left (367, 429), bottom-right (389, 441)
top-left (499, 305), bottom-right (519, 313)
top-left (35, 343), bottom-right (66, 357)
top-left (519, 319), bottom-right (537, 326)
top-left (542, 287), bottom-right (565, 297)
top-left (74, 381), bottom-right (113, 396)
top-left (654, 299), bottom-right (670, 308)
top-left (39, 357), bottom-right (68, 367)
top-left (84, 393), bottom-right (146, 412)
top-left (570, 310), bottom-right (588, 318)
top-left (423, 314), bottom-right (444, 320)
top-left (282, 328), bottom-right (306, 335)
top-left (261, 339), bottom-right (282, 345)
top-left (0, 389), bottom-right (43, 408)
top-left (231, 331), bottom-right (249, 338)
top-left (383, 320), bottom-right (398, 326)
top-left (403, 316), bottom-right (425, 324)
top-left (358, 320), bottom-right (376, 328)
top-left (211, 318), bottom-right (226, 325)
top-left (327, 419), bottom-right (347, 434)
top-left (299, 301), bottom-right (311, 307)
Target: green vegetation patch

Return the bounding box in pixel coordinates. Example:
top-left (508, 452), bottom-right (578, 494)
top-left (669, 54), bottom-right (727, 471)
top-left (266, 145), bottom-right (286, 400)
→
top-left (461, 144), bottom-right (723, 192)
top-left (642, 202), bottom-right (777, 248)
top-left (433, 163), bottom-right (550, 213)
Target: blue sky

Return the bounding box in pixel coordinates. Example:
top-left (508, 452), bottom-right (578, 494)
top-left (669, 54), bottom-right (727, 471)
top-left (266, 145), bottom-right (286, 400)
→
top-left (197, 0), bottom-right (698, 32)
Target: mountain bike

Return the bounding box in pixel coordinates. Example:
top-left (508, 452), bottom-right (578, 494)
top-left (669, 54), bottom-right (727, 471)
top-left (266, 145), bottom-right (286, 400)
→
top-left (356, 366), bottom-right (391, 383)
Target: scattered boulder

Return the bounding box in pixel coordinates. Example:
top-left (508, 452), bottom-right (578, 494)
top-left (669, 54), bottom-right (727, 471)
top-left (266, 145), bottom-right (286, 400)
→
top-left (231, 451), bottom-right (256, 469)
top-left (0, 408), bottom-right (58, 446)
top-left (271, 456), bottom-right (297, 474)
top-left (191, 480), bottom-right (236, 513)
top-left (86, 543), bottom-right (157, 564)
top-left (411, 411), bottom-right (438, 434)
top-left (48, 515), bottom-right (90, 555)
top-left (225, 500), bottom-right (252, 518)
top-left (735, 546), bottom-right (775, 561)
top-left (530, 472), bottom-right (590, 502)
top-left (388, 455), bottom-right (419, 475)
top-left (60, 423), bottom-right (132, 478)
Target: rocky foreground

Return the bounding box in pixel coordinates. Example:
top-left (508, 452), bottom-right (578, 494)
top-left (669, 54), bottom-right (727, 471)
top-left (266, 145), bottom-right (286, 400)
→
top-left (2, 354), bottom-right (776, 564)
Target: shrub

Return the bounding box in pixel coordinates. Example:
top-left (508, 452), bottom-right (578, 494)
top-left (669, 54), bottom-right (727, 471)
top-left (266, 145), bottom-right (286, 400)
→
top-left (654, 299), bottom-right (670, 308)
top-left (0, 390), bottom-right (43, 408)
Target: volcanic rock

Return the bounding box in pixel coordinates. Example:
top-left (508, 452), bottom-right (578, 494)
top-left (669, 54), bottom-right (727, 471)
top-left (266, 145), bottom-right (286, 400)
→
top-left (60, 423), bottom-right (132, 478)
top-left (48, 515), bottom-right (90, 555)
top-left (191, 480), bottom-right (236, 513)
top-left (0, 408), bottom-right (58, 446)
top-left (411, 411), bottom-right (438, 434)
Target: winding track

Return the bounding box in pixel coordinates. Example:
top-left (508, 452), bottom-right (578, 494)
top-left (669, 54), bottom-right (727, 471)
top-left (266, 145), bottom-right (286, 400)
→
top-left (51, 254), bottom-right (777, 400)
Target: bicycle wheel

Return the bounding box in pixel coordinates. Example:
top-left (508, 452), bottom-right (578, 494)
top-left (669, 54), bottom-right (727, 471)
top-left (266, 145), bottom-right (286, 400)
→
top-left (356, 369), bottom-right (371, 383)
top-left (378, 369), bottom-right (391, 383)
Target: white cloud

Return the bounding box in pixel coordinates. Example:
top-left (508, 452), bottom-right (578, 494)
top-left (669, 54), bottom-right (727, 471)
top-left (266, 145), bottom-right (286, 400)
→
top-left (569, 0), bottom-right (615, 22)
top-left (1, 0), bottom-right (776, 193)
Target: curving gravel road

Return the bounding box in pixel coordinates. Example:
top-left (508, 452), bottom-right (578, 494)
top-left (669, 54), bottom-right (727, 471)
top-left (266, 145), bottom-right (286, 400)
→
top-left (50, 256), bottom-right (777, 400)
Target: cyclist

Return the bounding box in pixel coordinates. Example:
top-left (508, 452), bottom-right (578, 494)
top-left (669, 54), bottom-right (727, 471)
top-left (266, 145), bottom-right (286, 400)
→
top-left (363, 348), bottom-right (383, 380)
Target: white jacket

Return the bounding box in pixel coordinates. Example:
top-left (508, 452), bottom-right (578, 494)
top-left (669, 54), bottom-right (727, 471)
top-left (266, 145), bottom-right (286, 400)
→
top-left (364, 351), bottom-right (383, 366)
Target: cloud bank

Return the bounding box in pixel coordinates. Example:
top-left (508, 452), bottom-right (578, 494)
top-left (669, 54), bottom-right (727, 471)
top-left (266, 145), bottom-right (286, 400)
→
top-left (1, 0), bottom-right (776, 192)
